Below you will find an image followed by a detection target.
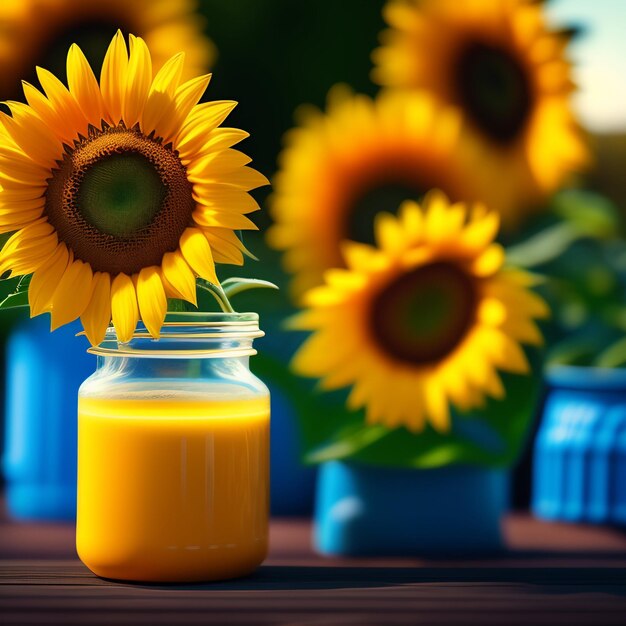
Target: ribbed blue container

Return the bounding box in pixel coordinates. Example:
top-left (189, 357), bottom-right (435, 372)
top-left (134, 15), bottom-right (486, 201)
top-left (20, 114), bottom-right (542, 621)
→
top-left (532, 366), bottom-right (626, 525)
top-left (2, 316), bottom-right (95, 521)
top-left (315, 461), bottom-right (509, 556)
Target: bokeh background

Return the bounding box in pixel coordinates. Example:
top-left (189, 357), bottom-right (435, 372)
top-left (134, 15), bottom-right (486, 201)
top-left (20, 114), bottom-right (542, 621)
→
top-left (0, 0), bottom-right (625, 519)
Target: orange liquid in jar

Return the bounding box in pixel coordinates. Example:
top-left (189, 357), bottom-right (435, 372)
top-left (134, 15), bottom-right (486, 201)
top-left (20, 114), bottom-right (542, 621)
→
top-left (76, 392), bottom-right (270, 582)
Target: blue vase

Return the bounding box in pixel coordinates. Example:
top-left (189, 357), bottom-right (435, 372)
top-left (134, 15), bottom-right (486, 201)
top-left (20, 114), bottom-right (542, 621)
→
top-left (532, 366), bottom-right (626, 525)
top-left (2, 316), bottom-right (95, 520)
top-left (314, 460), bottom-right (509, 556)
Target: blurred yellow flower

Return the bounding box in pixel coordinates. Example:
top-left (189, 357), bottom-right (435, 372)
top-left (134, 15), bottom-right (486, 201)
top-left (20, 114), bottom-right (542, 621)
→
top-left (268, 87), bottom-right (484, 297)
top-left (372, 0), bottom-right (590, 228)
top-left (0, 31), bottom-right (266, 345)
top-left (0, 0), bottom-right (215, 99)
top-left (290, 191), bottom-right (548, 432)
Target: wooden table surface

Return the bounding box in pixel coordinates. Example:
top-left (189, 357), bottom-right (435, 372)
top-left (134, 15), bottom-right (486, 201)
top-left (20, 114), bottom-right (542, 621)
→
top-left (2, 506), bottom-right (626, 626)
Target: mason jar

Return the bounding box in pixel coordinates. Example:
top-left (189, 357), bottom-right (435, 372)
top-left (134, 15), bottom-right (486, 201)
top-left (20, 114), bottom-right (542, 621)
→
top-left (76, 313), bottom-right (270, 582)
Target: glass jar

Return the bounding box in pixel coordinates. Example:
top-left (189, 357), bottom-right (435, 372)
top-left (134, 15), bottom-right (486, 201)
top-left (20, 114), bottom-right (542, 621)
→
top-left (76, 313), bottom-right (270, 583)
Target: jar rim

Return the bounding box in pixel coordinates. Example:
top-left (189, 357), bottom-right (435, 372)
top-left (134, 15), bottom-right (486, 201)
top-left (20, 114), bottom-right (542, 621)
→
top-left (86, 311), bottom-right (264, 358)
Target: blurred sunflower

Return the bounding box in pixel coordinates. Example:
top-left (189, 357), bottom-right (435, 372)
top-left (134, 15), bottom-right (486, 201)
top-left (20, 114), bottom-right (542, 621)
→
top-left (0, 0), bottom-right (214, 100)
top-left (0, 31), bottom-right (266, 345)
top-left (372, 0), bottom-right (590, 227)
top-left (290, 191), bottom-right (548, 432)
top-left (268, 88), bottom-right (483, 297)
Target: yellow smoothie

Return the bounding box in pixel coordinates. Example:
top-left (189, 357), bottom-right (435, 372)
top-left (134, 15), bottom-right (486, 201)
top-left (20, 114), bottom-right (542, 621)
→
top-left (76, 392), bottom-right (270, 582)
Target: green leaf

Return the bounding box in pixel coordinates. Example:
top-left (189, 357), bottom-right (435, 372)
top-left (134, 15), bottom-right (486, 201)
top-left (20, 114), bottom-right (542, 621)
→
top-left (506, 191), bottom-right (620, 269)
top-left (506, 221), bottom-right (582, 268)
top-left (222, 277), bottom-right (279, 298)
top-left (0, 274), bottom-right (31, 310)
top-left (552, 189), bottom-right (619, 239)
top-left (595, 336), bottom-right (626, 368)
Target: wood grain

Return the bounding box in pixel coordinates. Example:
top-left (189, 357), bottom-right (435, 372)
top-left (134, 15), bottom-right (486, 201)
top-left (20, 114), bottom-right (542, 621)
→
top-left (2, 507), bottom-right (626, 626)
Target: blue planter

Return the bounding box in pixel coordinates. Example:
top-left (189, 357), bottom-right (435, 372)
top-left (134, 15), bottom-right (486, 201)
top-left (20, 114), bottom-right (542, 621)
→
top-left (314, 461), bottom-right (509, 556)
top-left (2, 316), bottom-right (95, 521)
top-left (532, 366), bottom-right (626, 525)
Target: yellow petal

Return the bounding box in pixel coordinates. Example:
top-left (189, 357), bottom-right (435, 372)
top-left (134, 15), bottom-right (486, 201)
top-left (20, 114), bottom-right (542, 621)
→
top-left (471, 244), bottom-right (505, 277)
top-left (192, 207), bottom-right (257, 230)
top-left (161, 251), bottom-right (198, 305)
top-left (141, 52), bottom-right (185, 136)
top-left (1, 106), bottom-right (60, 168)
top-left (29, 243), bottom-right (70, 316)
top-left (374, 211), bottom-right (404, 252)
top-left (157, 73), bottom-right (211, 143)
top-left (80, 272), bottom-right (112, 346)
top-left (67, 44), bottom-right (105, 126)
top-left (192, 185), bottom-right (260, 214)
top-left (202, 228), bottom-right (245, 265)
top-left (179, 227), bottom-right (218, 283)
top-left (186, 149), bottom-right (252, 182)
top-left (175, 101), bottom-right (238, 157)
top-left (100, 30), bottom-right (129, 124)
top-left (49, 259), bottom-right (94, 330)
top-left (208, 166), bottom-right (269, 191)
top-left (137, 266), bottom-right (167, 338)
top-left (124, 34), bottom-right (152, 128)
top-left (0, 220), bottom-right (58, 276)
top-left (424, 382), bottom-right (450, 432)
top-left (35, 66), bottom-right (87, 138)
top-left (111, 273), bottom-right (139, 343)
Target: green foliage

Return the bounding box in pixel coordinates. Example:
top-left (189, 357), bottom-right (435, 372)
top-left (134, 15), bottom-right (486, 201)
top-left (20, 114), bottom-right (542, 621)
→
top-left (503, 190), bottom-right (626, 368)
top-left (194, 277), bottom-right (278, 314)
top-left (0, 275), bottom-right (31, 310)
top-left (275, 341), bottom-right (543, 469)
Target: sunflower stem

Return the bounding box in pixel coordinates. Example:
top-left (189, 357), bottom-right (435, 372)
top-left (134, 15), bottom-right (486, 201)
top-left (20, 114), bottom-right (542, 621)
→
top-left (197, 279), bottom-right (235, 313)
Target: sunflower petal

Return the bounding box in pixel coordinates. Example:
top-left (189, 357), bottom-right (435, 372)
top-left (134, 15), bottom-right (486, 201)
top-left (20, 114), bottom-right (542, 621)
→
top-left (67, 44), bottom-right (105, 126)
top-left (49, 258), bottom-right (94, 330)
top-left (124, 34), bottom-right (152, 128)
top-left (80, 272), bottom-right (112, 346)
top-left (179, 227), bottom-right (218, 284)
top-left (111, 273), bottom-right (139, 343)
top-left (29, 243), bottom-right (70, 316)
top-left (100, 30), bottom-right (129, 125)
top-left (137, 266), bottom-right (167, 338)
top-left (161, 252), bottom-right (198, 304)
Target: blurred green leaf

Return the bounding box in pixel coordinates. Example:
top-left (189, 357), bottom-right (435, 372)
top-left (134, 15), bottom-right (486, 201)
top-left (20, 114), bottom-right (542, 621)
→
top-left (552, 189), bottom-right (619, 238)
top-left (506, 221), bottom-right (580, 268)
top-left (595, 336), bottom-right (626, 368)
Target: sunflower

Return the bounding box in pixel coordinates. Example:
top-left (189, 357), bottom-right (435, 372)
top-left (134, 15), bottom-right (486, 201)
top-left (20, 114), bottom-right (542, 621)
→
top-left (0, 0), bottom-right (214, 100)
top-left (0, 31), bottom-right (266, 345)
top-left (290, 191), bottom-right (548, 432)
top-left (372, 0), bottom-right (590, 227)
top-left (268, 87), bottom-right (484, 297)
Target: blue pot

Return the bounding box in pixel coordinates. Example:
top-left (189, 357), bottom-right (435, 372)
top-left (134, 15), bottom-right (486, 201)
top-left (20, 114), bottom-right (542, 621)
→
top-left (314, 460), bottom-right (509, 556)
top-left (2, 316), bottom-right (95, 520)
top-left (532, 366), bottom-right (626, 525)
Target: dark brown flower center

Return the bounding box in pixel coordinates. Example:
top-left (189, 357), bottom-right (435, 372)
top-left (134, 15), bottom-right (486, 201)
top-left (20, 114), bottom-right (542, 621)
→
top-left (370, 262), bottom-right (477, 364)
top-left (454, 41), bottom-right (532, 144)
top-left (45, 123), bottom-right (195, 275)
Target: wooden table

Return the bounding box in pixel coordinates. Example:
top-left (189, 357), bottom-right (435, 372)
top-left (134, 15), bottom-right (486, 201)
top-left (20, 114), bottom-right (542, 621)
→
top-left (2, 507), bottom-right (626, 626)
